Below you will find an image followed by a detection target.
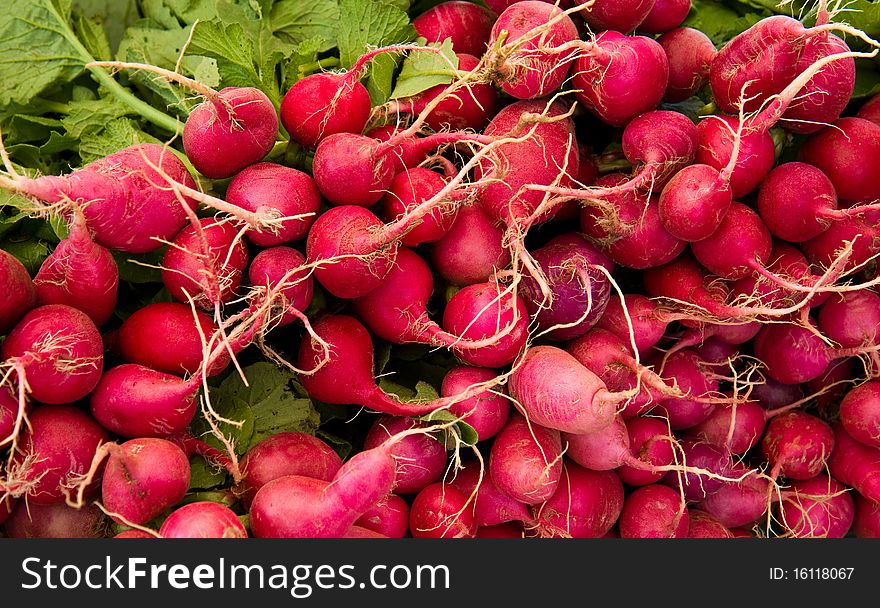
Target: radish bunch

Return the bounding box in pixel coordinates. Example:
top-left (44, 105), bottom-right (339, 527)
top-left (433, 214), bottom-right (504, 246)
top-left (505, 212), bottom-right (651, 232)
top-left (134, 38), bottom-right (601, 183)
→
top-left (1, 0), bottom-right (880, 541)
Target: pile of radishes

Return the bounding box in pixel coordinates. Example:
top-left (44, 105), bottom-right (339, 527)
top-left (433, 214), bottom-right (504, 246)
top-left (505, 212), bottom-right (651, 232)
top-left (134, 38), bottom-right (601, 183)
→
top-left (2, 0), bottom-right (880, 539)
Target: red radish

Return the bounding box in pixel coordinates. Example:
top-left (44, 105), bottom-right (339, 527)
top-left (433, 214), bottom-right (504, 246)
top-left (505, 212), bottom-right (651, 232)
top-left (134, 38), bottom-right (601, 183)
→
top-left (653, 348), bottom-right (719, 430)
top-left (578, 0), bottom-right (656, 33)
top-left (661, 436), bottom-right (732, 501)
top-left (757, 162), bottom-right (841, 242)
top-left (776, 474), bottom-right (854, 538)
top-left (247, 246), bottom-right (313, 328)
top-left (5, 501), bottom-right (106, 538)
top-left (800, 117), bottom-right (880, 203)
top-left (0, 387), bottom-right (17, 442)
top-left (507, 346), bottom-right (621, 435)
top-left (487, 1), bottom-right (580, 100)
top-left (571, 32), bottom-right (669, 128)
top-left (687, 509), bottom-right (734, 538)
top-left (410, 482), bottom-right (477, 538)
top-left (280, 74), bottom-right (371, 149)
top-left (595, 293), bottom-right (668, 356)
top-left (101, 438), bottom-right (190, 525)
top-left (449, 460), bottom-right (532, 527)
top-left (689, 202), bottom-right (772, 280)
top-left (441, 366), bottom-right (511, 441)
top-left (33, 218), bottom-right (118, 327)
top-left (698, 464), bottom-right (772, 529)
top-left (89, 364), bottom-right (199, 438)
top-left (0, 250), bottom-right (35, 334)
top-left (689, 399), bottom-right (767, 455)
top-left (297, 315), bottom-right (491, 417)
top-left (829, 423), bottom-right (880, 503)
top-left (8, 405), bottom-right (108, 504)
top-left (619, 484), bottom-right (689, 538)
top-left (563, 416), bottom-right (634, 472)
top-left (363, 415), bottom-right (447, 494)
top-left (638, 0), bottom-right (690, 34)
top-left (858, 93), bottom-right (880, 126)
top-left (2, 304), bottom-right (103, 405)
top-left (617, 417), bottom-right (677, 486)
top-left (182, 86), bottom-right (278, 179)
top-left (354, 494), bottom-right (410, 538)
top-left (658, 27), bottom-right (716, 102)
top-left (387, 54), bottom-right (498, 132)
top-left (249, 433), bottom-right (411, 538)
top-left (489, 413), bottom-right (563, 505)
top-left (380, 168), bottom-right (461, 248)
top-left (117, 302), bottom-right (226, 376)
top-left (695, 114), bottom-right (776, 199)
top-left (761, 411), bottom-right (834, 480)
top-left (532, 463), bottom-right (624, 538)
top-left (160, 501), bottom-right (247, 538)
top-left (235, 432), bottom-right (343, 508)
top-left (853, 493), bottom-right (880, 538)
top-left (476, 99), bottom-right (578, 226)
top-left (0, 144), bottom-right (196, 253)
top-left (225, 163), bottom-right (321, 246)
top-left (800, 214), bottom-right (880, 274)
top-left (430, 205), bottom-right (512, 286)
top-left (413, 2), bottom-right (497, 57)
top-left (806, 358), bottom-right (855, 413)
top-left (441, 280), bottom-right (530, 368)
top-left (162, 217), bottom-right (249, 310)
top-left (818, 290), bottom-right (880, 350)
top-left (839, 381), bottom-right (880, 449)
top-left (518, 233), bottom-right (614, 341)
top-left (311, 133), bottom-right (398, 207)
top-left (114, 529), bottom-right (156, 539)
top-left (752, 322), bottom-right (863, 385)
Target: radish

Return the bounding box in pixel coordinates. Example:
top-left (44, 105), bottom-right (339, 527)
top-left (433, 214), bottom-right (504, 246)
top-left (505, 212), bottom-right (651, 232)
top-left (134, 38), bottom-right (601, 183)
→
top-left (578, 0), bottom-right (656, 33)
top-left (858, 93), bottom-right (880, 126)
top-left (249, 430), bottom-right (420, 538)
top-left (839, 381), bottom-right (880, 449)
top-left (595, 293), bottom-right (669, 357)
top-left (653, 348), bottom-right (719, 429)
top-left (363, 415), bottom-right (447, 494)
top-left (756, 162), bottom-right (842, 242)
top-left (429, 205), bottom-right (512, 286)
top-left (33, 216), bottom-right (118, 327)
top-left (117, 302), bottom-right (227, 376)
top-left (162, 217), bottom-right (249, 310)
top-left (225, 163), bottom-right (321, 246)
top-left (5, 501), bottom-right (107, 538)
top-left (486, 1), bottom-right (580, 100)
top-left (698, 463), bottom-right (772, 529)
top-left (818, 291), bottom-right (880, 350)
top-left (99, 438), bottom-right (191, 525)
top-left (761, 411), bottom-right (834, 481)
top-left (280, 73), bottom-right (371, 149)
top-left (0, 249), bottom-right (36, 334)
top-left (380, 168), bottom-right (461, 248)
top-left (385, 54), bottom-right (498, 132)
top-left (235, 431), bottom-right (343, 508)
top-left (617, 416), bottom-right (677, 486)
top-left (0, 144), bottom-right (196, 253)
top-left (7, 405), bottom-right (108, 505)
top-left (354, 494), bottom-right (410, 538)
top-left (160, 501), bottom-right (247, 538)
top-left (410, 482), bottom-right (477, 538)
top-left (687, 509), bottom-right (734, 538)
top-left (489, 413), bottom-right (563, 505)
top-left (441, 366), bottom-right (511, 441)
top-left (689, 399), bottom-right (767, 455)
top-left (507, 345), bottom-right (623, 435)
top-left (448, 460), bottom-right (532, 527)
top-left (695, 114), bottom-right (775, 199)
top-left (853, 493), bottom-right (880, 538)
top-left (638, 0), bottom-right (690, 34)
top-left (618, 484), bottom-right (689, 538)
top-left (571, 32), bottom-right (669, 127)
top-left (532, 462), bottom-right (624, 538)
top-left (661, 436), bottom-right (732, 502)
top-left (799, 117), bottom-right (880, 203)
top-left (2, 304), bottom-right (103, 405)
top-left (658, 27), bottom-right (716, 103)
top-left (297, 315), bottom-right (501, 417)
top-left (775, 474), bottom-right (854, 538)
top-left (246, 246), bottom-right (314, 328)
top-left (518, 233), bottom-right (614, 341)
top-left (413, 1), bottom-right (497, 57)
top-left (689, 202), bottom-right (772, 280)
top-left (829, 423), bottom-right (880, 503)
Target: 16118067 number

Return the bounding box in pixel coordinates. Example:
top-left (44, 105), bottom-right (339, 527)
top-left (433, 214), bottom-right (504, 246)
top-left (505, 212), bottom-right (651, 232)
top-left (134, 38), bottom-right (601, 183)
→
top-left (794, 568), bottom-right (855, 580)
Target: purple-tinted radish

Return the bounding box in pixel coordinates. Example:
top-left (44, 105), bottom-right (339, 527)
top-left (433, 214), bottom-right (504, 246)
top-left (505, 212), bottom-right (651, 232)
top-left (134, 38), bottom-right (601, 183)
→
top-left (776, 474), bottom-right (854, 538)
top-left (363, 415), bottom-right (447, 495)
top-left (532, 463), bottom-right (624, 538)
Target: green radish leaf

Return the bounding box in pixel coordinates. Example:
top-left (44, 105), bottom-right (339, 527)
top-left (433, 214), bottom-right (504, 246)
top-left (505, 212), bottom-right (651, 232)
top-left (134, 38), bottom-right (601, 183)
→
top-left (417, 408), bottom-right (479, 447)
top-left (71, 0), bottom-right (139, 52)
top-left (190, 396), bottom-right (256, 456)
top-left (271, 0), bottom-right (338, 52)
top-left (1, 237), bottom-right (52, 274)
top-left (61, 98), bottom-right (131, 139)
top-left (337, 0), bottom-right (415, 68)
top-left (390, 39), bottom-right (458, 100)
top-left (77, 117), bottom-right (163, 163)
top-left (111, 249), bottom-right (165, 284)
top-left (187, 455), bottom-right (229, 490)
top-left (72, 12), bottom-right (113, 61)
top-left (0, 1), bottom-right (92, 107)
